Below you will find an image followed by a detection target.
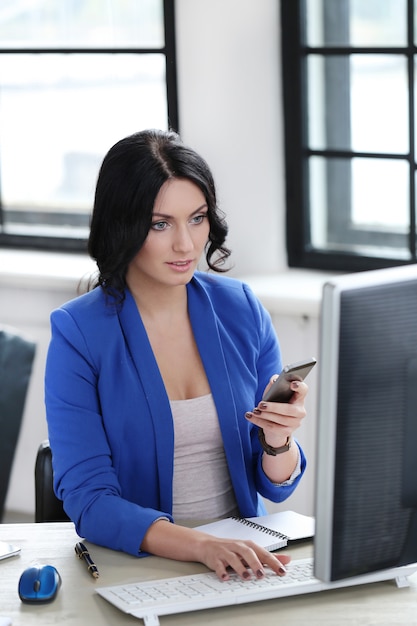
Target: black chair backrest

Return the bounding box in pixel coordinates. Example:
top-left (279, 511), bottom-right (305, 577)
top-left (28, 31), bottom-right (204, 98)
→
top-left (0, 326), bottom-right (36, 521)
top-left (35, 440), bottom-right (70, 523)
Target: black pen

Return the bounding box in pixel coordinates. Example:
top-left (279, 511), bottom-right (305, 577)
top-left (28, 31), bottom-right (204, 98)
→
top-left (75, 541), bottom-right (99, 579)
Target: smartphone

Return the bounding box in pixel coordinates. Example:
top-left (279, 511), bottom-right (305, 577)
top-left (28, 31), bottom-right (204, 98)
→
top-left (262, 357), bottom-right (317, 403)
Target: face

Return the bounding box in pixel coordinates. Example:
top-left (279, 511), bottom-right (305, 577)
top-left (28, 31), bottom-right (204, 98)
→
top-left (126, 178), bottom-right (210, 291)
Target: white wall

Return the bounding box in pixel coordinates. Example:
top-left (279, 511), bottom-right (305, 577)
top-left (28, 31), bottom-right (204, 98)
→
top-left (1, 2), bottom-right (327, 518)
top-left (175, 0), bottom-right (287, 275)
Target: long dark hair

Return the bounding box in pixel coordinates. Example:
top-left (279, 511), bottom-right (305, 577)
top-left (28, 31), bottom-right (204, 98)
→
top-left (87, 129), bottom-right (231, 299)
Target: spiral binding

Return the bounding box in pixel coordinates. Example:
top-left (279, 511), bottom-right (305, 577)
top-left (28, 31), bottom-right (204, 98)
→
top-left (231, 516), bottom-right (288, 540)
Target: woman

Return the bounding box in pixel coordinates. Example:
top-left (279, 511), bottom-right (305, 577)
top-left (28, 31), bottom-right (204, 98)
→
top-left (45, 129), bottom-right (308, 582)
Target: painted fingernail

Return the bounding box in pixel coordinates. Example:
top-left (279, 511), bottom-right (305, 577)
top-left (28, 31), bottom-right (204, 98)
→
top-left (279, 565), bottom-right (287, 575)
top-left (260, 402), bottom-right (267, 409)
top-left (256, 569), bottom-right (265, 578)
top-left (252, 408), bottom-right (262, 415)
top-left (245, 412), bottom-right (253, 419)
top-left (242, 570), bottom-right (251, 579)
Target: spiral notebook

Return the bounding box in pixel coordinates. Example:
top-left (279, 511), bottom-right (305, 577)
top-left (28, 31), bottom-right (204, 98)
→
top-left (195, 510), bottom-right (314, 552)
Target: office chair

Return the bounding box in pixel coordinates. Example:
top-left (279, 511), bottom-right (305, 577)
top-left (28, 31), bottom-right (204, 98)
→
top-left (35, 440), bottom-right (70, 522)
top-left (0, 326), bottom-right (36, 521)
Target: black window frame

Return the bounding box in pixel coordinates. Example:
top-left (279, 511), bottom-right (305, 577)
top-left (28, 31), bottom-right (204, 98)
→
top-left (0, 0), bottom-right (178, 254)
top-left (281, 0), bottom-right (417, 273)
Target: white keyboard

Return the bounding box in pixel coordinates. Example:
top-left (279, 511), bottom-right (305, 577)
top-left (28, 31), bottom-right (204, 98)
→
top-left (96, 558), bottom-right (417, 626)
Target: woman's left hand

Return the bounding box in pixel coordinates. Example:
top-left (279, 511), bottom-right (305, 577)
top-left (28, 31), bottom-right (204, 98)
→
top-left (245, 376), bottom-right (308, 448)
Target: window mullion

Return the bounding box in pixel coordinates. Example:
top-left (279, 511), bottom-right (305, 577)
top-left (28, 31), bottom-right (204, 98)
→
top-left (407, 0), bottom-right (416, 258)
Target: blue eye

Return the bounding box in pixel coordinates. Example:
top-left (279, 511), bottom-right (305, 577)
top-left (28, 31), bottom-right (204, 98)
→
top-left (191, 214), bottom-right (207, 225)
top-left (151, 221), bottom-right (168, 231)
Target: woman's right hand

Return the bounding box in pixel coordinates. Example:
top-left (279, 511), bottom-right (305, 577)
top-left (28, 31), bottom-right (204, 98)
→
top-left (196, 534), bottom-right (291, 581)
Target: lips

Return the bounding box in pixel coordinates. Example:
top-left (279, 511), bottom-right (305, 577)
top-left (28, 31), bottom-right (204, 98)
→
top-left (166, 260), bottom-right (194, 272)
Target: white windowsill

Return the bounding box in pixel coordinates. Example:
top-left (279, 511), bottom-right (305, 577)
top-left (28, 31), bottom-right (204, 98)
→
top-left (0, 249), bottom-right (341, 316)
top-left (0, 249), bottom-right (97, 290)
top-left (240, 269), bottom-right (341, 317)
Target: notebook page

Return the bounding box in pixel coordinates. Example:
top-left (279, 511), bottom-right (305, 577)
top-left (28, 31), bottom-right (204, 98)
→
top-left (195, 517), bottom-right (287, 551)
top-left (246, 510), bottom-right (314, 541)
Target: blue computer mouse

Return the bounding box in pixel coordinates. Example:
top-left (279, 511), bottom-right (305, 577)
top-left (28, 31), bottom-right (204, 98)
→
top-left (18, 564), bottom-right (61, 603)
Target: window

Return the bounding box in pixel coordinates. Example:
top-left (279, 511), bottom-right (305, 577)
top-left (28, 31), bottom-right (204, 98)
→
top-left (281, 0), bottom-right (417, 272)
top-left (0, 0), bottom-right (177, 253)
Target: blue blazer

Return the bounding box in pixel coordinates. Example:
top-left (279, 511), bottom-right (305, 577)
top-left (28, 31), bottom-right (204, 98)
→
top-left (45, 272), bottom-right (306, 556)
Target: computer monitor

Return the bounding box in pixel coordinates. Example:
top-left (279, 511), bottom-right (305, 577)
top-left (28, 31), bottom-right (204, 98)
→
top-left (314, 264), bottom-right (417, 582)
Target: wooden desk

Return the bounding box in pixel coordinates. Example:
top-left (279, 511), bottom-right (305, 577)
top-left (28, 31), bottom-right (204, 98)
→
top-left (1, 522), bottom-right (417, 626)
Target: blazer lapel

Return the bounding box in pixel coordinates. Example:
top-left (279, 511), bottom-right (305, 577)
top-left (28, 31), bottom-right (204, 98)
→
top-left (118, 290), bottom-right (174, 512)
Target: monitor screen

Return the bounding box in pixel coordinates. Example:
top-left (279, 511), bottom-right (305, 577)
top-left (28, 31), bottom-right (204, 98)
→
top-left (314, 265), bottom-right (417, 582)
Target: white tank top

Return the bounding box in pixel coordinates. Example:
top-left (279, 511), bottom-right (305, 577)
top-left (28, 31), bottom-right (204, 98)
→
top-left (170, 393), bottom-right (239, 520)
